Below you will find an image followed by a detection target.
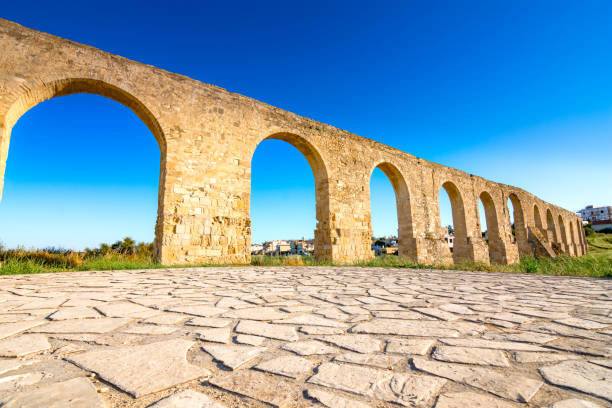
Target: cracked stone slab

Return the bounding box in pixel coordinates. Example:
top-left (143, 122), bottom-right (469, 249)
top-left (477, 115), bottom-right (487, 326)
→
top-left (545, 338), bottom-right (612, 357)
top-left (299, 326), bottom-right (345, 335)
top-left (0, 371), bottom-right (45, 391)
top-left (554, 318), bottom-right (609, 330)
top-left (371, 310), bottom-right (430, 319)
top-left (413, 307), bottom-right (461, 321)
top-left (30, 317), bottom-right (131, 333)
top-left (306, 387), bottom-right (372, 408)
top-left (539, 360), bottom-right (612, 402)
top-left (439, 303), bottom-right (476, 315)
top-left (317, 335), bottom-right (381, 353)
top-left (432, 346), bottom-right (510, 367)
top-left (0, 359), bottom-right (36, 375)
top-left (122, 324), bottom-right (179, 335)
top-left (196, 327), bottom-right (231, 343)
top-left (222, 307), bottom-right (288, 320)
top-left (185, 317), bottom-right (232, 328)
top-left (166, 305), bottom-right (227, 317)
top-left (0, 334), bottom-right (51, 357)
top-left (95, 301), bottom-right (158, 318)
top-left (0, 320), bottom-right (45, 340)
top-left (307, 362), bottom-right (446, 407)
top-left (513, 309), bottom-right (571, 320)
top-left (412, 357), bottom-right (542, 402)
top-left (333, 353), bottom-right (403, 369)
top-left (350, 319), bottom-right (462, 337)
top-left (0, 376), bottom-right (104, 408)
top-left (254, 355), bottom-right (314, 378)
top-left (67, 338), bottom-right (209, 397)
top-left (548, 399), bottom-right (604, 408)
top-left (148, 390), bottom-right (227, 407)
top-left (520, 322), bottom-right (607, 341)
top-left (281, 340), bottom-right (338, 356)
top-left (235, 320), bottom-right (299, 341)
top-left (438, 337), bottom-right (548, 351)
top-left (589, 359), bottom-right (612, 369)
top-left (208, 369), bottom-right (294, 407)
top-left (49, 333), bottom-right (99, 342)
top-left (13, 297), bottom-right (66, 310)
top-left (0, 314), bottom-right (33, 324)
top-left (434, 391), bottom-right (519, 407)
top-left (53, 343), bottom-right (87, 355)
top-left (513, 351), bottom-right (581, 363)
top-left (272, 314), bottom-right (347, 328)
top-left (142, 313), bottom-right (188, 325)
top-left (234, 334), bottom-right (266, 346)
top-left (202, 344), bottom-right (266, 370)
top-left (280, 305), bottom-right (315, 313)
top-left (385, 338), bottom-right (435, 355)
top-left (47, 306), bottom-right (102, 320)
top-left (482, 331), bottom-right (558, 344)
top-left (487, 312), bottom-right (533, 324)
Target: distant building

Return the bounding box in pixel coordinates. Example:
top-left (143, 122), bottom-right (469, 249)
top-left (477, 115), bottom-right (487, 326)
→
top-left (290, 240), bottom-right (314, 255)
top-left (578, 205), bottom-right (612, 231)
top-left (441, 227), bottom-right (454, 251)
top-left (251, 243), bottom-right (264, 255)
top-left (371, 235), bottom-right (399, 256)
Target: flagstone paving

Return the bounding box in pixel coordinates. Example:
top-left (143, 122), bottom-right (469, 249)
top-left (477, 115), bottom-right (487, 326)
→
top-left (0, 266), bottom-right (610, 407)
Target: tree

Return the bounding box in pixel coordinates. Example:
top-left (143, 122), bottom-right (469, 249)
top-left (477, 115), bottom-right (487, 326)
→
top-left (120, 237), bottom-right (136, 254)
top-left (99, 243), bottom-right (111, 255)
top-left (446, 225), bottom-right (454, 235)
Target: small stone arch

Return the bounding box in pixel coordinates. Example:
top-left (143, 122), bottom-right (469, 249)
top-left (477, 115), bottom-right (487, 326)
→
top-left (533, 204), bottom-right (545, 234)
top-left (439, 180), bottom-right (468, 263)
top-left (506, 192), bottom-right (530, 256)
top-left (0, 77), bottom-right (167, 259)
top-left (249, 132), bottom-right (331, 260)
top-left (546, 209), bottom-right (558, 244)
top-left (558, 215), bottom-right (568, 252)
top-left (576, 218), bottom-right (586, 254)
top-left (569, 221), bottom-right (577, 256)
top-left (477, 191), bottom-right (500, 261)
top-left (369, 161), bottom-right (416, 260)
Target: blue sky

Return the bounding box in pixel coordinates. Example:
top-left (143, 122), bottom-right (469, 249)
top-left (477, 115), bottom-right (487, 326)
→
top-left (1, 1), bottom-right (611, 249)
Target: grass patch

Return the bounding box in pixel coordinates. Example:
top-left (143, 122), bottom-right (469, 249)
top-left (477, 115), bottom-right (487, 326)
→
top-left (1, 233), bottom-right (610, 277)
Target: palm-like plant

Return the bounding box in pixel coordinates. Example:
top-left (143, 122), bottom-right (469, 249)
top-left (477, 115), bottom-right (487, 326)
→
top-left (120, 237), bottom-right (136, 254)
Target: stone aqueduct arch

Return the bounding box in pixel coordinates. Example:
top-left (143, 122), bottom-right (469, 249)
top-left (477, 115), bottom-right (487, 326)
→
top-left (0, 20), bottom-right (587, 265)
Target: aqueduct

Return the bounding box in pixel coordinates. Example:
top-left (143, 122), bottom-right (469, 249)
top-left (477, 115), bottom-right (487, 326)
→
top-left (0, 19), bottom-right (586, 265)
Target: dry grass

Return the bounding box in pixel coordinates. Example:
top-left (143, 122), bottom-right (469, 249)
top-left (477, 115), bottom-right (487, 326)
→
top-left (1, 233), bottom-right (610, 277)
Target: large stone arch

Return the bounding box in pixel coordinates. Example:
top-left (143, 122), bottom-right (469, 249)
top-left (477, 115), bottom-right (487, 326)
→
top-left (478, 191), bottom-right (504, 263)
top-left (0, 77), bottom-right (168, 259)
top-left (368, 161), bottom-right (417, 260)
top-left (439, 180), bottom-right (471, 263)
top-left (248, 132), bottom-right (331, 261)
top-left (507, 192), bottom-right (530, 256)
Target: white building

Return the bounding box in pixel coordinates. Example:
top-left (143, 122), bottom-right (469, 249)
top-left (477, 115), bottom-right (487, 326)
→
top-left (443, 232), bottom-right (454, 251)
top-left (578, 205), bottom-right (612, 223)
top-left (577, 205), bottom-right (612, 231)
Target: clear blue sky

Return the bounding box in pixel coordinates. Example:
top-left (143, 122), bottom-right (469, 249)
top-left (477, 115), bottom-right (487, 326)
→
top-left (1, 1), bottom-right (611, 249)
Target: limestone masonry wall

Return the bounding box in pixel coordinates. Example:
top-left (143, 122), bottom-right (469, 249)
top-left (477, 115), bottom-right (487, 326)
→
top-left (0, 19), bottom-right (586, 265)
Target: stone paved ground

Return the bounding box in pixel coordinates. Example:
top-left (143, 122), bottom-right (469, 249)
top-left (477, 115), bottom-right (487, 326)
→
top-left (0, 267), bottom-right (610, 408)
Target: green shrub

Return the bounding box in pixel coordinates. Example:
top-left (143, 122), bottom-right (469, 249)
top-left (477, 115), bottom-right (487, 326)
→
top-left (0, 258), bottom-right (47, 275)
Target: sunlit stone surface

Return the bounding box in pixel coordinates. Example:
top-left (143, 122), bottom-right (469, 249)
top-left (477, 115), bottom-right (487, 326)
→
top-left (0, 266), bottom-right (609, 407)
